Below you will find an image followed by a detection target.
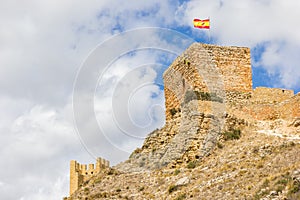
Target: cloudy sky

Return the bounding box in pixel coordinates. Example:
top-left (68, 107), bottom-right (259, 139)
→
top-left (1, 0), bottom-right (300, 199)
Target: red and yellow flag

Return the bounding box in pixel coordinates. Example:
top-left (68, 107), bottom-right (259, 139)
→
top-left (193, 18), bottom-right (210, 29)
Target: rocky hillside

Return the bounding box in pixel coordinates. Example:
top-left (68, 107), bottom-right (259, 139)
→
top-left (67, 94), bottom-right (300, 200)
top-left (68, 120), bottom-right (300, 200)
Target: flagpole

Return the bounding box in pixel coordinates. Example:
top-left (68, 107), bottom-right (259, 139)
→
top-left (208, 16), bottom-right (211, 44)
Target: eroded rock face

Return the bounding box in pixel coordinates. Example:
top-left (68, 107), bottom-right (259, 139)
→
top-left (116, 98), bottom-right (248, 172)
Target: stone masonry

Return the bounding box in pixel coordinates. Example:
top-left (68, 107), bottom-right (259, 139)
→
top-left (164, 43), bottom-right (252, 121)
top-left (69, 158), bottom-right (109, 195)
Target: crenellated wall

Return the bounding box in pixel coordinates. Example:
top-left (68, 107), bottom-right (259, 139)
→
top-left (252, 87), bottom-right (294, 104)
top-left (225, 87), bottom-right (299, 121)
top-left (70, 158), bottom-right (109, 195)
top-left (248, 88), bottom-right (299, 120)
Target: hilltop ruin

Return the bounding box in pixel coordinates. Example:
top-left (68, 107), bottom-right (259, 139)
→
top-left (66, 43), bottom-right (300, 199)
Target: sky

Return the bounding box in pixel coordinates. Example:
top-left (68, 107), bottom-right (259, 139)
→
top-left (0, 0), bottom-right (300, 199)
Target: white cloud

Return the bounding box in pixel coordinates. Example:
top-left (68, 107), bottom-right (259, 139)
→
top-left (0, 103), bottom-right (80, 199)
top-left (259, 41), bottom-right (300, 88)
top-left (92, 51), bottom-right (167, 156)
top-left (179, 0), bottom-right (300, 90)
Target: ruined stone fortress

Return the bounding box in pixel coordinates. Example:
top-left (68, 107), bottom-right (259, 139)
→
top-left (69, 158), bottom-right (109, 195)
top-left (68, 43), bottom-right (300, 196)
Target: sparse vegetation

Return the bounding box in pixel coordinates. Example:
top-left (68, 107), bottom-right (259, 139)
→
top-left (184, 90), bottom-right (198, 104)
top-left (139, 186), bottom-right (145, 191)
top-left (116, 188), bottom-right (121, 192)
top-left (184, 90), bottom-right (223, 103)
top-left (129, 148), bottom-right (142, 158)
top-left (288, 180), bottom-right (300, 195)
top-left (174, 169), bottom-right (180, 175)
top-left (168, 185), bottom-right (178, 194)
top-left (183, 90), bottom-right (223, 104)
top-left (276, 177), bottom-right (289, 186)
top-left (174, 193), bottom-right (186, 200)
top-left (94, 178), bottom-right (102, 184)
top-left (262, 179), bottom-right (270, 188)
top-left (253, 173), bottom-right (300, 199)
top-left (170, 108), bottom-right (178, 117)
top-left (84, 187), bottom-right (89, 193)
top-left (217, 141), bottom-right (224, 149)
top-left (222, 129), bottom-right (241, 140)
top-left (139, 161), bottom-right (145, 167)
top-left (275, 185), bottom-right (284, 193)
top-left (187, 161), bottom-right (196, 169)
top-left (91, 192), bottom-right (108, 198)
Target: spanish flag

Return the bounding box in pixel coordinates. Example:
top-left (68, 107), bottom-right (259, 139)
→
top-left (193, 18), bottom-right (210, 29)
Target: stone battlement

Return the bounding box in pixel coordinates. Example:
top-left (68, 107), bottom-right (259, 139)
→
top-left (252, 87), bottom-right (294, 104)
top-left (69, 158), bottom-right (109, 195)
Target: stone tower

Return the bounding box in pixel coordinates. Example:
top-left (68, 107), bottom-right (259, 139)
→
top-left (163, 43), bottom-right (252, 120)
top-left (69, 157), bottom-right (109, 195)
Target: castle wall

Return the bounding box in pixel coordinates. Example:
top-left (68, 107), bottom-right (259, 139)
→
top-left (206, 44), bottom-right (252, 92)
top-left (277, 93), bottom-right (300, 119)
top-left (163, 43), bottom-right (252, 122)
top-left (69, 158), bottom-right (109, 195)
top-left (70, 160), bottom-right (81, 196)
top-left (163, 43), bottom-right (298, 124)
top-left (226, 89), bottom-right (298, 121)
top-left (163, 67), bottom-right (186, 120)
top-left (252, 87), bottom-right (294, 104)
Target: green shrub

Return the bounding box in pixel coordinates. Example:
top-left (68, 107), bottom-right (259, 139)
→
top-left (187, 161), bottom-right (196, 169)
top-left (139, 186), bottom-right (144, 191)
top-left (139, 161), bottom-right (145, 167)
top-left (184, 90), bottom-right (198, 104)
top-left (276, 178), bottom-right (289, 186)
top-left (170, 108), bottom-right (178, 117)
top-left (210, 93), bottom-right (223, 103)
top-left (174, 169), bottom-right (180, 175)
top-left (107, 168), bottom-right (117, 175)
top-left (116, 188), bottom-right (121, 192)
top-left (183, 90), bottom-right (223, 104)
top-left (217, 142), bottom-right (224, 149)
top-left (94, 178), bottom-right (102, 184)
top-left (222, 129), bottom-right (241, 140)
top-left (288, 180), bottom-right (300, 194)
top-left (276, 185), bottom-right (285, 193)
top-left (168, 185), bottom-right (178, 193)
top-left (175, 193), bottom-right (186, 200)
top-left (262, 179), bottom-right (270, 187)
top-left (91, 192), bottom-right (108, 198)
